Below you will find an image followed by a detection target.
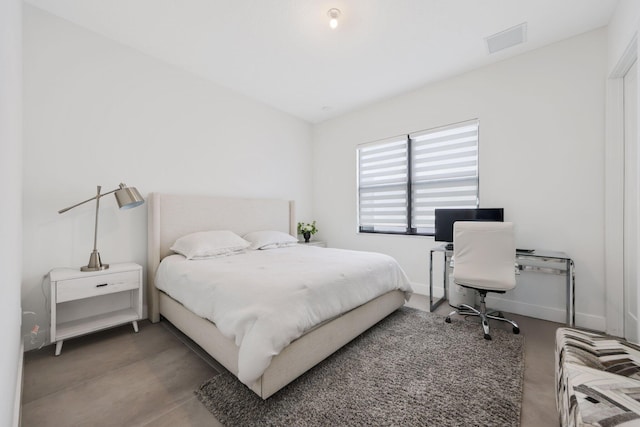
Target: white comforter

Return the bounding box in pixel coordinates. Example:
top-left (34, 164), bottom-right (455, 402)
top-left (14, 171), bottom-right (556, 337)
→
top-left (155, 245), bottom-right (412, 386)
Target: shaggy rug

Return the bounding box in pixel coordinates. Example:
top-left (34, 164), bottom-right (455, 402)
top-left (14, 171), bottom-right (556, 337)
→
top-left (195, 307), bottom-right (525, 426)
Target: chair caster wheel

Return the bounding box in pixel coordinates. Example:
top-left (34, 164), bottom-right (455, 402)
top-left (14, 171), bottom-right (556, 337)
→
top-left (445, 316), bottom-right (451, 323)
top-left (484, 333), bottom-right (492, 340)
top-left (513, 327), bottom-right (520, 334)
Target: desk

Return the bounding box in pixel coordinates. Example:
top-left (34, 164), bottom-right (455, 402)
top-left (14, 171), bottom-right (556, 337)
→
top-left (429, 245), bottom-right (575, 326)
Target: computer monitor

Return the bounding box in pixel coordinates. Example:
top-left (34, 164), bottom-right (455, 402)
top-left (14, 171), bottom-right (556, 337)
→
top-left (434, 208), bottom-right (504, 243)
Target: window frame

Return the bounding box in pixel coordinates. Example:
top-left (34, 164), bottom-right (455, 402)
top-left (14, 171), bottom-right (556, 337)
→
top-left (356, 135), bottom-right (410, 234)
top-left (357, 119), bottom-right (479, 236)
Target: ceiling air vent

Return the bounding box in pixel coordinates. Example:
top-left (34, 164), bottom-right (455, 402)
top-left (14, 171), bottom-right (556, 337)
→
top-left (485, 22), bottom-right (527, 54)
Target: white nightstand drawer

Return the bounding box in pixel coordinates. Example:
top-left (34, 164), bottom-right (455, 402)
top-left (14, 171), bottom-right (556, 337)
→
top-left (56, 271), bottom-right (139, 303)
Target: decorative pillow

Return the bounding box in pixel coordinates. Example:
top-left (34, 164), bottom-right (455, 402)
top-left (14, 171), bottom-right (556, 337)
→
top-left (170, 230), bottom-right (250, 260)
top-left (243, 230), bottom-right (298, 250)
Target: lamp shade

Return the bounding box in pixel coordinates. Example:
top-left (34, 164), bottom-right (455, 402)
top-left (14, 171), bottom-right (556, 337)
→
top-left (114, 183), bottom-right (144, 210)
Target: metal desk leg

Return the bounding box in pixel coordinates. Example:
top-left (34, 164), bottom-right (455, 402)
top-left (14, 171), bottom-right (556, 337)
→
top-left (567, 259), bottom-right (575, 327)
top-left (429, 249), bottom-right (447, 312)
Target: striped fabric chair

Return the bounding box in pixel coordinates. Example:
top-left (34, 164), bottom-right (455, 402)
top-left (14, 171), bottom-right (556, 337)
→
top-left (555, 327), bottom-right (640, 427)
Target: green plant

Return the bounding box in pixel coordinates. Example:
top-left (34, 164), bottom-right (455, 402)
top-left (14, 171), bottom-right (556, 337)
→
top-left (297, 221), bottom-right (318, 235)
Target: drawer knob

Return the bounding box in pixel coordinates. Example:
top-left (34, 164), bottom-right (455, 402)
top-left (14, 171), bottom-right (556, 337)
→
top-left (96, 283), bottom-right (108, 288)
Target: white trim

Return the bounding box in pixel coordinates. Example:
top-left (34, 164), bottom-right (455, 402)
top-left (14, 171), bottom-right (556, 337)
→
top-left (426, 285), bottom-right (605, 330)
top-left (411, 282), bottom-right (432, 296)
top-left (485, 295), bottom-right (606, 332)
top-left (606, 34), bottom-right (638, 336)
top-left (605, 77), bottom-right (626, 336)
top-left (13, 340), bottom-right (23, 427)
top-left (612, 35), bottom-right (638, 77)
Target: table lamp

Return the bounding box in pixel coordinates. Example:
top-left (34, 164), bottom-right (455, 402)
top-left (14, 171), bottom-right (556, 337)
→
top-left (58, 183), bottom-right (144, 271)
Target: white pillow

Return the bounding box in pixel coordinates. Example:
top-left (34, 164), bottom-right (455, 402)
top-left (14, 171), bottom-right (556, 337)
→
top-left (243, 230), bottom-right (298, 250)
top-left (170, 230), bottom-right (250, 260)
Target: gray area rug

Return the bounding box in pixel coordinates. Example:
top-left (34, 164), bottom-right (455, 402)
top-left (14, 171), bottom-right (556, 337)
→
top-left (195, 307), bottom-right (525, 426)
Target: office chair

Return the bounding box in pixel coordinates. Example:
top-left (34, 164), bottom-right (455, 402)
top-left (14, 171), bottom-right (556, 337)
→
top-left (445, 221), bottom-right (520, 340)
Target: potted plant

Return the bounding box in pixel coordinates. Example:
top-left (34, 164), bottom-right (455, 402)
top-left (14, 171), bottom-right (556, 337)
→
top-left (297, 221), bottom-right (318, 243)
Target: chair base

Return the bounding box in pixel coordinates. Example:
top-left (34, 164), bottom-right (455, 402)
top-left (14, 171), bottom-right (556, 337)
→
top-left (445, 292), bottom-right (520, 340)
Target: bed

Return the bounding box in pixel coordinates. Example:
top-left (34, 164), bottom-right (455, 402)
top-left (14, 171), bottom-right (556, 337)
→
top-left (147, 193), bottom-right (411, 399)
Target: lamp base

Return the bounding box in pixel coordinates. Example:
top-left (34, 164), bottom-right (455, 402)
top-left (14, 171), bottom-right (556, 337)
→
top-left (81, 250), bottom-right (109, 272)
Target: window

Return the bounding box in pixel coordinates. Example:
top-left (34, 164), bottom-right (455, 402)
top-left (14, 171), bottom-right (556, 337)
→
top-left (357, 120), bottom-right (479, 235)
top-left (357, 135), bottom-right (409, 233)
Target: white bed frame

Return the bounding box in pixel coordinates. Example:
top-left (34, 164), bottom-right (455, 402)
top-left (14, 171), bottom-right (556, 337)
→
top-left (147, 193), bottom-right (405, 399)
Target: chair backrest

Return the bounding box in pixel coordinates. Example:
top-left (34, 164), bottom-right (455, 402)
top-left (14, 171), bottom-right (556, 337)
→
top-left (452, 221), bottom-right (516, 291)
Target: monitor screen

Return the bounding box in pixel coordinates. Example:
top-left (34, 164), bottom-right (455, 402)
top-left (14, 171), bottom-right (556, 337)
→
top-left (434, 208), bottom-right (504, 243)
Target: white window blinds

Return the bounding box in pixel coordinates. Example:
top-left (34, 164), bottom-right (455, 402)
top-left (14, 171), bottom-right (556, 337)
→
top-left (357, 119), bottom-right (479, 235)
top-left (357, 136), bottom-right (409, 233)
top-left (410, 120), bottom-right (479, 234)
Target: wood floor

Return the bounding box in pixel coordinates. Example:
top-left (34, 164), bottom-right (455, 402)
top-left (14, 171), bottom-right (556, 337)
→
top-left (22, 297), bottom-right (561, 426)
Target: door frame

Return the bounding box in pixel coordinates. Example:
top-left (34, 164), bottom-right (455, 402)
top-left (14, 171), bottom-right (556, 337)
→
top-left (606, 34), bottom-right (637, 337)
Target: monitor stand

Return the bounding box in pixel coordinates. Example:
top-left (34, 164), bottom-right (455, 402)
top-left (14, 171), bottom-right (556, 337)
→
top-left (445, 243), bottom-right (453, 250)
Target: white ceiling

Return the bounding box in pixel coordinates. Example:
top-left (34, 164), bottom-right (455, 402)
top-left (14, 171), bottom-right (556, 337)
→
top-left (25, 0), bottom-right (618, 123)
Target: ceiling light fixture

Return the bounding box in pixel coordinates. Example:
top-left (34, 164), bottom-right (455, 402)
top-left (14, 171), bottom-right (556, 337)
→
top-left (328, 8), bottom-right (341, 29)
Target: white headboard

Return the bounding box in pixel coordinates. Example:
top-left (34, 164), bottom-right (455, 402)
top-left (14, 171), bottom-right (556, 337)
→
top-left (147, 193), bottom-right (296, 322)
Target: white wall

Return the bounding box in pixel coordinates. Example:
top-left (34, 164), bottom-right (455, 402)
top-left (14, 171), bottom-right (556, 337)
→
top-left (312, 29), bottom-right (607, 330)
top-left (0, 0), bottom-right (23, 424)
top-left (22, 5), bottom-right (313, 350)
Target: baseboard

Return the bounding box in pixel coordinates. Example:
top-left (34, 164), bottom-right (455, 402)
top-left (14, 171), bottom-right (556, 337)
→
top-left (486, 295), bottom-right (606, 332)
top-left (574, 311), bottom-right (608, 333)
top-left (415, 284), bottom-right (606, 332)
top-left (14, 339), bottom-right (23, 427)
top-left (413, 284), bottom-right (448, 300)
top-left (486, 295), bottom-right (566, 323)
top-left (410, 282), bottom-right (431, 296)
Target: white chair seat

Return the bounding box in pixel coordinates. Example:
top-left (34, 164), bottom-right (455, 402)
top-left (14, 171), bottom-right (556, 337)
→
top-left (455, 277), bottom-right (515, 291)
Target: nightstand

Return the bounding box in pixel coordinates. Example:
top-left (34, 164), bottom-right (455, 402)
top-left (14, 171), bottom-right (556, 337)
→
top-left (49, 262), bottom-right (143, 356)
top-left (299, 241), bottom-right (327, 248)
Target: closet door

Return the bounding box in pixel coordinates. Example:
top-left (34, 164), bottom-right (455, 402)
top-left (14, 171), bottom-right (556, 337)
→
top-left (624, 60), bottom-right (638, 343)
